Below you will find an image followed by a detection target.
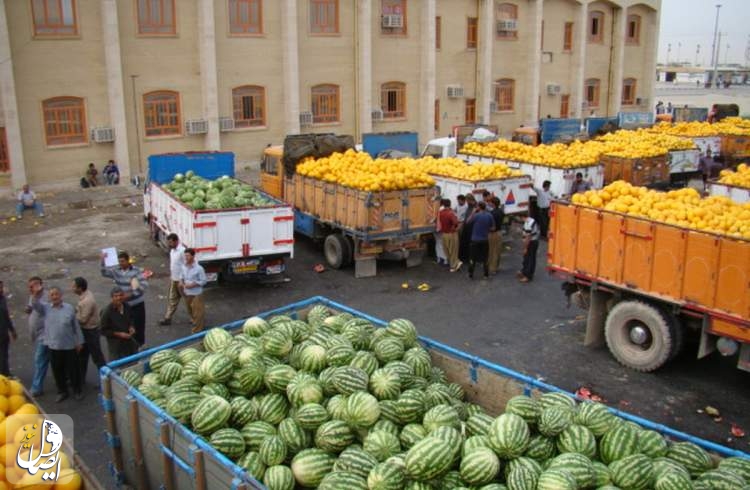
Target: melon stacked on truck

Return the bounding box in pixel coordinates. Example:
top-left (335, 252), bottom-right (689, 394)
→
top-left (709, 163), bottom-right (750, 204)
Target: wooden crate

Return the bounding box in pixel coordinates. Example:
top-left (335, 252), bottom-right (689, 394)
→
top-left (721, 134), bottom-right (750, 159)
top-left (601, 154), bottom-right (669, 186)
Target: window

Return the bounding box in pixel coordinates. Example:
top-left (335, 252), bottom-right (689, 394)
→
top-left (560, 94), bottom-right (570, 118)
top-left (381, 0), bottom-right (406, 35)
top-left (233, 86), bottom-right (266, 128)
top-left (381, 82), bottom-right (406, 119)
top-left (465, 98), bottom-right (476, 124)
top-left (0, 128), bottom-right (9, 172)
top-left (310, 0), bottom-right (338, 34)
top-left (137, 0), bottom-right (176, 35)
top-left (434, 99), bottom-right (440, 131)
top-left (42, 97), bottom-right (87, 146)
top-left (31, 0), bottom-right (78, 36)
top-left (311, 84), bottom-right (340, 123)
top-left (585, 79), bottom-right (600, 108)
top-left (626, 14), bottom-right (640, 44)
top-left (588, 10), bottom-right (604, 43)
top-left (494, 79), bottom-right (515, 112)
top-left (143, 91), bottom-right (181, 137)
top-left (467, 17), bottom-right (478, 49)
top-left (436, 16), bottom-right (441, 49)
top-left (496, 3), bottom-right (518, 40)
top-left (229, 0), bottom-right (262, 35)
top-left (563, 22), bottom-right (573, 51)
top-left (622, 78), bottom-right (637, 106)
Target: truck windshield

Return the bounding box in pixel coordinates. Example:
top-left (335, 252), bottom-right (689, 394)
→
top-left (262, 154), bottom-right (279, 175)
top-left (422, 145), bottom-right (444, 158)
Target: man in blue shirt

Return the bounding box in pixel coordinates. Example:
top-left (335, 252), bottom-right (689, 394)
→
top-left (180, 249), bottom-right (207, 333)
top-left (466, 202), bottom-right (496, 280)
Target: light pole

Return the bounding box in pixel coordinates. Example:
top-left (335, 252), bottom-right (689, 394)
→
top-left (695, 44), bottom-right (701, 66)
top-left (711, 4), bottom-right (722, 86)
top-left (667, 43), bottom-right (672, 65)
top-left (725, 43), bottom-right (730, 65)
top-left (677, 42), bottom-right (682, 64)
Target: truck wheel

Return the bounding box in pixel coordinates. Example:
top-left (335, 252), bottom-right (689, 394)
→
top-left (341, 235), bottom-right (354, 267)
top-left (668, 317), bottom-right (685, 361)
top-left (324, 234), bottom-right (347, 269)
top-left (604, 300), bottom-right (673, 372)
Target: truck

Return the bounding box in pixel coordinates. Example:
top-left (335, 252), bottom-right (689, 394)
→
top-left (261, 145), bottom-right (436, 278)
top-left (428, 173), bottom-right (532, 216)
top-left (100, 296), bottom-right (748, 490)
top-left (547, 200), bottom-right (750, 372)
top-left (707, 180), bottom-right (750, 203)
top-left (362, 131), bottom-right (419, 158)
top-left (143, 152), bottom-right (295, 283)
top-left (600, 154), bottom-right (670, 187)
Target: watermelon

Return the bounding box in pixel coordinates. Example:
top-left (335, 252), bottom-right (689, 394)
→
top-left (241, 421), bottom-right (277, 451)
top-left (201, 382), bottom-right (230, 400)
top-left (467, 412), bottom-right (494, 436)
top-left (537, 469), bottom-right (578, 490)
top-left (332, 366), bottom-right (370, 395)
top-left (504, 457), bottom-right (542, 478)
top-left (487, 413), bottom-right (531, 459)
top-left (666, 442), bottom-right (714, 477)
top-left (277, 417), bottom-right (310, 454)
top-left (264, 364), bottom-right (297, 393)
top-left (609, 453), bottom-right (654, 490)
top-left (424, 383), bottom-right (454, 408)
top-left (291, 448), bottom-right (336, 487)
top-left (637, 429), bottom-right (668, 458)
top-left (315, 420), bottom-right (355, 453)
top-left (344, 391), bottom-right (381, 428)
top-left (363, 430), bottom-right (402, 462)
top-left (397, 389), bottom-right (427, 424)
top-left (548, 452), bottom-right (595, 488)
top-left (166, 392), bottom-right (203, 423)
top-left (287, 380), bottom-right (324, 407)
top-left (294, 403), bottom-right (330, 430)
top-left (259, 435), bottom-right (288, 466)
top-left (262, 329), bottom-right (293, 358)
top-left (402, 347), bottom-right (432, 378)
top-left (237, 451), bottom-right (266, 479)
top-left (591, 461), bottom-right (612, 487)
top-left (505, 396), bottom-right (542, 425)
top-left (539, 392), bottom-right (577, 411)
top-left (523, 434), bottom-right (557, 461)
top-left (378, 400), bottom-right (401, 425)
top-left (405, 437), bottom-right (455, 481)
top-left (326, 344), bottom-right (356, 367)
top-left (369, 368), bottom-right (402, 400)
top-left (430, 426), bottom-right (463, 452)
top-left (298, 344), bottom-right (327, 373)
top-left (306, 304), bottom-right (331, 327)
top-left (242, 316), bottom-right (270, 336)
top-left (538, 406), bottom-right (574, 437)
top-left (423, 404), bottom-right (460, 432)
top-left (157, 362), bottom-right (183, 385)
top-left (203, 328), bottom-right (233, 353)
top-left (719, 457), bottom-right (750, 481)
top-left (400, 423), bottom-right (428, 449)
top-left (654, 470), bottom-right (694, 490)
top-left (653, 457), bottom-right (692, 481)
top-left (506, 466), bottom-right (539, 490)
top-left (556, 423), bottom-right (597, 459)
top-left (575, 401), bottom-right (616, 436)
top-left (599, 423), bottom-right (639, 464)
top-left (696, 469), bottom-right (746, 490)
top-left (318, 471), bottom-right (368, 490)
top-left (367, 460), bottom-right (406, 490)
top-left (197, 353), bottom-right (233, 384)
top-left (386, 318), bottom-right (419, 348)
top-left (441, 471), bottom-right (464, 488)
top-left (334, 446), bottom-right (378, 479)
top-left (209, 428), bottom-right (245, 460)
top-left (191, 395), bottom-right (231, 435)
top-left (371, 419), bottom-right (399, 436)
top-left (257, 393), bottom-right (290, 425)
top-left (231, 365), bottom-right (265, 396)
top-left (149, 349), bottom-right (178, 371)
top-left (120, 370), bottom-right (142, 386)
top-left (460, 447), bottom-right (501, 485)
top-left (373, 337), bottom-right (405, 364)
top-left (263, 465), bottom-right (295, 490)
top-left (326, 395), bottom-right (349, 420)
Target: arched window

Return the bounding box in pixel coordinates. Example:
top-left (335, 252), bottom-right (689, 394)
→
top-left (496, 3), bottom-right (518, 40)
top-left (626, 14), bottom-right (641, 44)
top-left (585, 79), bottom-right (600, 108)
top-left (588, 10), bottom-right (604, 43)
top-left (233, 86), bottom-right (266, 128)
top-left (311, 84), bottom-right (340, 123)
top-left (143, 91), bottom-right (181, 137)
top-left (622, 78), bottom-right (637, 106)
top-left (494, 79), bottom-right (515, 112)
top-left (381, 82), bottom-right (406, 119)
top-left (42, 96), bottom-right (86, 146)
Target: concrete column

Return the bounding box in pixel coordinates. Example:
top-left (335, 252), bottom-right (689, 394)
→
top-left (477, 0), bottom-right (494, 124)
top-left (573, 1), bottom-right (589, 119)
top-left (643, 5), bottom-right (661, 113)
top-left (0, 0), bottom-right (26, 188)
top-left (526, 0), bottom-right (544, 126)
top-left (610, 4), bottom-right (628, 116)
top-left (282, 0), bottom-right (300, 135)
top-left (198, 0), bottom-right (220, 150)
top-left (419, 0), bottom-right (436, 144)
top-left (101, 0), bottom-right (131, 181)
top-left (357, 0), bottom-right (372, 137)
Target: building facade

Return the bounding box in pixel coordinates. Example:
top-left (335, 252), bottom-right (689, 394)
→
top-left (0, 0), bottom-right (660, 188)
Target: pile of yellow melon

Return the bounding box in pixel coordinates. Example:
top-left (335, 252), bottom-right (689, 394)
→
top-left (417, 157), bottom-right (524, 181)
top-left (571, 180), bottom-right (750, 239)
top-left (596, 129), bottom-right (695, 158)
top-left (461, 139), bottom-right (603, 167)
top-left (650, 118), bottom-right (750, 137)
top-left (0, 376), bottom-right (82, 490)
top-left (718, 163), bottom-right (750, 189)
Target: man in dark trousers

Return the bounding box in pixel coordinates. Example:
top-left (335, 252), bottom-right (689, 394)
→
top-left (100, 287), bottom-right (139, 361)
top-left (101, 250), bottom-right (148, 347)
top-left (72, 277), bottom-right (105, 384)
top-left (0, 280), bottom-right (18, 376)
top-left (518, 216), bottom-right (541, 283)
top-left (459, 194), bottom-right (477, 263)
top-left (466, 201), bottom-right (495, 280)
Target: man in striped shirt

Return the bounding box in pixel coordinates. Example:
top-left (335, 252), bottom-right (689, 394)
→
top-left (101, 251), bottom-right (148, 347)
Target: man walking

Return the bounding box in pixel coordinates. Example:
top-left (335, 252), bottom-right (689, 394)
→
top-left (488, 197), bottom-right (505, 275)
top-left (159, 234), bottom-right (185, 326)
top-left (518, 216), bottom-right (541, 283)
top-left (32, 287), bottom-right (84, 402)
top-left (100, 288), bottom-right (138, 361)
top-left (180, 249), bottom-right (207, 333)
top-left (534, 180), bottom-right (554, 239)
top-left (0, 280), bottom-right (18, 376)
top-left (466, 202), bottom-right (495, 280)
top-left (101, 251), bottom-right (148, 346)
top-left (438, 199), bottom-right (461, 272)
top-left (72, 277), bottom-right (105, 383)
top-left (26, 276), bottom-right (48, 396)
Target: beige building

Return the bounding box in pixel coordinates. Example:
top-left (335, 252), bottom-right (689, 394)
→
top-left (0, 0), bottom-right (660, 188)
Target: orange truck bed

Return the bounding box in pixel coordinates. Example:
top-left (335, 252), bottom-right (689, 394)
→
top-left (601, 154), bottom-right (670, 186)
top-left (548, 201), bottom-right (750, 332)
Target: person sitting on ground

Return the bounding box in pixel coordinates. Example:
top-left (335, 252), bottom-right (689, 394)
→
top-left (16, 184), bottom-right (45, 219)
top-left (103, 160), bottom-right (120, 185)
top-left (85, 163), bottom-right (98, 187)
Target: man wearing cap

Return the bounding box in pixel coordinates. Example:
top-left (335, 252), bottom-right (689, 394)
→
top-left (518, 216), bottom-right (541, 283)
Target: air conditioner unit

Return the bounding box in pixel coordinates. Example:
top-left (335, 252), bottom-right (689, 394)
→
top-left (219, 117), bottom-right (235, 132)
top-left (90, 127), bottom-right (115, 143)
top-left (371, 109), bottom-right (384, 121)
top-left (185, 119), bottom-right (208, 135)
top-left (546, 84), bottom-right (561, 95)
top-left (446, 85), bottom-right (465, 98)
top-left (382, 14), bottom-right (404, 28)
top-left (489, 101), bottom-right (498, 113)
top-left (299, 111), bottom-right (314, 126)
top-left (496, 19), bottom-right (518, 33)
top-left (636, 97), bottom-right (649, 106)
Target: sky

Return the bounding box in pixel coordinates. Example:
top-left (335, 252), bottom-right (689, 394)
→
top-left (658, 0), bottom-right (749, 66)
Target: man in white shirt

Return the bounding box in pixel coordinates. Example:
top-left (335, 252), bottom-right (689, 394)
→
top-left (180, 248), bottom-right (207, 333)
top-left (16, 184), bottom-right (45, 220)
top-left (533, 180), bottom-right (554, 239)
top-left (158, 233), bottom-right (185, 326)
top-left (454, 194), bottom-right (468, 224)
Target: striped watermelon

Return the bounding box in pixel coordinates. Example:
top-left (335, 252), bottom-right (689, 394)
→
top-left (140, 372), bottom-right (160, 386)
top-left (505, 457), bottom-right (543, 478)
top-left (264, 364), bottom-right (297, 393)
top-left (610, 453), bottom-right (655, 490)
top-left (201, 382), bottom-right (230, 400)
top-left (506, 466), bottom-right (539, 490)
top-left (277, 417), bottom-right (311, 454)
top-left (306, 304), bottom-right (331, 327)
top-left (345, 391), bottom-right (382, 428)
top-left (537, 469), bottom-right (577, 490)
top-left (345, 352), bottom-right (377, 377)
top-left (539, 392), bottom-right (577, 410)
top-left (203, 328), bottom-right (233, 353)
top-left (259, 435), bottom-right (288, 466)
top-left (399, 423), bottom-right (428, 449)
top-left (637, 429), bottom-right (668, 458)
top-left (120, 370), bottom-right (142, 386)
top-left (556, 423), bottom-right (597, 459)
top-left (242, 316), bottom-right (270, 336)
top-left (374, 337), bottom-right (406, 364)
top-left (209, 428), bottom-right (245, 460)
top-left (222, 341), bottom-right (244, 364)
top-left (696, 469), bottom-right (746, 490)
top-left (378, 400), bottom-right (401, 425)
top-left (149, 349), bottom-right (179, 371)
top-left (653, 457), bottom-right (692, 481)
top-left (191, 395), bottom-right (231, 435)
top-left (467, 412), bottom-right (494, 436)
top-left (363, 430), bottom-right (402, 462)
top-left (262, 464), bottom-right (295, 490)
top-left (139, 384), bottom-right (166, 401)
top-left (257, 393), bottom-right (290, 425)
top-left (480, 485), bottom-right (510, 490)
top-left (231, 365), bottom-right (265, 396)
top-left (197, 353), bottom-right (233, 384)
top-left (332, 366), bottom-right (370, 395)
top-left (371, 420), bottom-right (399, 436)
top-left (538, 406), bottom-right (574, 437)
top-left (523, 434), bottom-right (557, 461)
top-left (599, 423), bottom-right (639, 464)
top-left (430, 426), bottom-right (463, 452)
top-left (318, 471), bottom-right (368, 490)
top-left (487, 413), bottom-right (531, 459)
top-left (299, 344), bottom-right (327, 373)
top-left (719, 457), bottom-right (750, 481)
top-left (166, 376), bottom-right (202, 397)
top-left (446, 382), bottom-right (465, 401)
top-left (548, 452), bottom-right (595, 488)
top-left (341, 324), bottom-right (369, 350)
top-left (268, 314), bottom-right (294, 327)
top-left (575, 401), bottom-right (616, 437)
top-left (177, 347), bottom-right (202, 365)
top-left (422, 404), bottom-right (460, 432)
top-left (440, 471), bottom-right (464, 488)
top-left (460, 447), bottom-right (501, 485)
top-left (241, 420), bottom-right (277, 451)
top-left (315, 420), bottom-right (355, 453)
top-left (654, 470), bottom-right (694, 490)
top-left (326, 394), bottom-right (349, 420)
top-left (387, 318), bottom-right (419, 348)
top-left (424, 383), bottom-right (454, 408)
top-left (402, 347), bottom-right (432, 378)
top-left (429, 366), bottom-right (448, 384)
top-left (404, 482), bottom-right (434, 490)
top-left (157, 362), bottom-right (182, 385)
top-left (367, 460), bottom-right (406, 490)
top-left (463, 435), bottom-right (492, 457)
top-left (369, 368), bottom-right (402, 400)
top-left (405, 437), bottom-right (455, 481)
top-left (291, 448), bottom-right (336, 487)
top-left (237, 451), bottom-right (266, 480)
top-left (261, 329), bottom-right (293, 358)
top-left (397, 389), bottom-right (427, 424)
top-left (166, 392), bottom-right (203, 423)
top-left (591, 461), bottom-right (612, 487)
top-left (180, 358), bottom-right (202, 379)
top-left (294, 403), bottom-right (330, 430)
top-left (289, 319), bottom-right (312, 343)
top-left (286, 380), bottom-right (324, 407)
top-left (326, 344), bottom-right (356, 367)
top-left (666, 441), bottom-right (714, 477)
top-left (334, 446), bottom-right (378, 479)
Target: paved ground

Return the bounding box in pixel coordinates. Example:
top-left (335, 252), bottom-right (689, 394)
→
top-left (0, 184), bottom-right (748, 488)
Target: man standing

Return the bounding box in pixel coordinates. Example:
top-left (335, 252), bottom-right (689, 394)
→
top-left (100, 288), bottom-right (138, 361)
top-left (571, 173), bottom-right (592, 195)
top-left (459, 194), bottom-right (477, 263)
top-left (101, 251), bottom-right (148, 346)
top-left (159, 234), bottom-right (185, 326)
top-left (72, 277), bottom-right (105, 383)
top-left (0, 280), bottom-right (18, 376)
top-left (26, 276), bottom-right (48, 396)
top-left (488, 197), bottom-right (505, 275)
top-left (518, 216), bottom-right (541, 283)
top-left (454, 195), bottom-right (468, 225)
top-left (466, 202), bottom-right (495, 280)
top-left (434, 204), bottom-right (447, 267)
top-left (180, 249), bottom-right (207, 333)
top-left (534, 180), bottom-right (554, 239)
top-left (438, 199), bottom-right (461, 272)
top-left (16, 184), bottom-right (45, 220)
top-left (32, 287), bottom-right (84, 402)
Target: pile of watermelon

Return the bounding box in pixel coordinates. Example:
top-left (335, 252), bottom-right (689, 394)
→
top-left (120, 307), bottom-right (749, 490)
top-left (162, 170), bottom-right (274, 210)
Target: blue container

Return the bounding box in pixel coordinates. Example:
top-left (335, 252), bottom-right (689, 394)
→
top-left (540, 118), bottom-right (583, 143)
top-left (148, 152), bottom-right (235, 184)
top-left (362, 131), bottom-right (419, 157)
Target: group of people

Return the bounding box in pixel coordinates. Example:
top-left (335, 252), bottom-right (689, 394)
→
top-left (0, 234), bottom-right (207, 403)
top-left (83, 160), bottom-right (120, 188)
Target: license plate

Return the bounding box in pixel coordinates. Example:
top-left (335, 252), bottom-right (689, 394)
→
top-left (205, 272), bottom-right (218, 282)
top-left (232, 259), bottom-right (259, 274)
top-left (266, 264), bottom-right (283, 275)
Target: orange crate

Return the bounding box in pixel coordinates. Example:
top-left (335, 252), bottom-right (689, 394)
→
top-left (721, 134), bottom-right (750, 159)
top-left (601, 154), bottom-right (669, 186)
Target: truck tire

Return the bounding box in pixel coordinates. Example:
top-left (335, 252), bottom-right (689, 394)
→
top-left (324, 234), bottom-right (347, 269)
top-left (604, 300), bottom-right (673, 372)
top-left (341, 235), bottom-right (354, 267)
